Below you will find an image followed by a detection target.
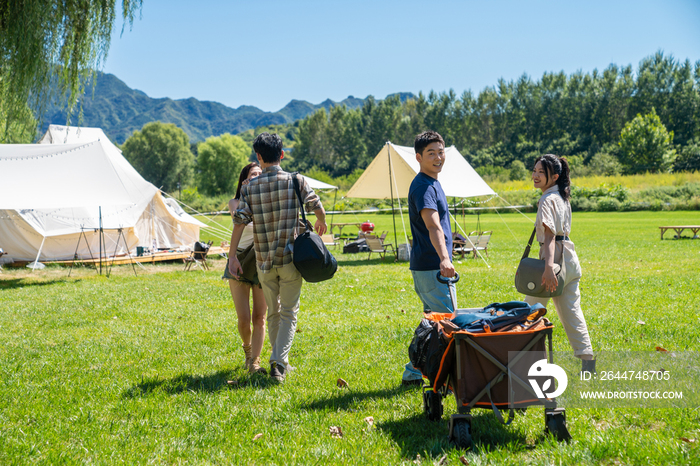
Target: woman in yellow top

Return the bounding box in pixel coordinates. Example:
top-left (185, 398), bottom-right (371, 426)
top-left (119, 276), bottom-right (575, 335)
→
top-left (223, 162), bottom-right (267, 374)
top-left (525, 154), bottom-right (595, 373)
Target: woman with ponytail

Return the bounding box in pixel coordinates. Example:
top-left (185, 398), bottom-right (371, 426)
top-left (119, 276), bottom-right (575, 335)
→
top-left (526, 154), bottom-right (595, 372)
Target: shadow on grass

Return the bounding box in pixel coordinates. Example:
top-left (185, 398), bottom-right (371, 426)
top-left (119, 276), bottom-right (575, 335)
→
top-left (298, 384), bottom-right (415, 411)
top-left (377, 410), bottom-right (529, 459)
top-left (122, 370), bottom-right (277, 398)
top-left (0, 278), bottom-right (73, 290)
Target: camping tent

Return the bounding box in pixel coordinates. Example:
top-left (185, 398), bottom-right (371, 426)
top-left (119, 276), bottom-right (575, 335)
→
top-left (346, 142), bottom-right (494, 199)
top-left (303, 176), bottom-right (337, 191)
top-left (0, 125), bottom-right (206, 263)
top-left (345, 142), bottom-right (496, 252)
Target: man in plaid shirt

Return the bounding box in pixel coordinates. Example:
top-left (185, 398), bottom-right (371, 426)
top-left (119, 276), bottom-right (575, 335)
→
top-left (228, 133), bottom-right (327, 382)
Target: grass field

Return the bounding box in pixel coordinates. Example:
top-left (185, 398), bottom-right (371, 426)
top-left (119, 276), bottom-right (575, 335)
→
top-left (1, 211), bottom-right (699, 465)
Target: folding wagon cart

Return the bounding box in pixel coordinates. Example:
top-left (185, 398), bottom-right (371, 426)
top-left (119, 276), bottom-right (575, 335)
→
top-left (414, 275), bottom-right (571, 449)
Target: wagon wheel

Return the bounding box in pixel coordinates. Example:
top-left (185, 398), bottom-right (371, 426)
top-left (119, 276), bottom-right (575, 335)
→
top-left (544, 410), bottom-right (572, 442)
top-left (423, 390), bottom-right (443, 421)
top-left (452, 419), bottom-right (472, 449)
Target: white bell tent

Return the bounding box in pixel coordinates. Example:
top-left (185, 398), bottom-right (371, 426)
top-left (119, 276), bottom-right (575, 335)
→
top-left (0, 125), bottom-right (206, 263)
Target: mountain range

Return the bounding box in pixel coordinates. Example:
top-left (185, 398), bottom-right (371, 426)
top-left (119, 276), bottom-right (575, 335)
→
top-left (41, 72), bottom-right (414, 144)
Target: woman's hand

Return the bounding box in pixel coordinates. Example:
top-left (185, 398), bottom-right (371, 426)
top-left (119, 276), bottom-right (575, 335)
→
top-left (228, 256), bottom-right (243, 278)
top-left (542, 265), bottom-right (558, 292)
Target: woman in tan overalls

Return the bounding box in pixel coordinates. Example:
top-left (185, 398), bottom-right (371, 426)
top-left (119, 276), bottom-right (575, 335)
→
top-left (525, 154), bottom-right (595, 372)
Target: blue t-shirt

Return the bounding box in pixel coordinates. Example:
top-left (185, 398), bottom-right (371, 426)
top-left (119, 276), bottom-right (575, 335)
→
top-left (408, 172), bottom-right (452, 271)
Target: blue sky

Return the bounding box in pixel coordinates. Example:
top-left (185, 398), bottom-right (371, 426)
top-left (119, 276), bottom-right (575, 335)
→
top-left (103, 0), bottom-right (700, 112)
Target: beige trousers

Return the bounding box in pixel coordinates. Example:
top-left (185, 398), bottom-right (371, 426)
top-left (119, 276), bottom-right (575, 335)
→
top-left (525, 242), bottom-right (593, 358)
top-left (257, 262), bottom-right (303, 369)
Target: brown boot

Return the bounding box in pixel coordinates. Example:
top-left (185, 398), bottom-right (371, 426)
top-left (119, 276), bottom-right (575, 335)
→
top-left (242, 344), bottom-right (252, 370)
top-left (248, 357), bottom-right (268, 375)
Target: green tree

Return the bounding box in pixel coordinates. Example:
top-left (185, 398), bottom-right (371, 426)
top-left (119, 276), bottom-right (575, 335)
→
top-left (509, 160), bottom-right (529, 181)
top-left (0, 0), bottom-right (142, 141)
top-left (618, 109), bottom-right (677, 173)
top-left (0, 85), bottom-right (36, 143)
top-left (674, 137), bottom-right (700, 172)
top-left (122, 122), bottom-right (194, 192)
top-left (196, 133), bottom-right (249, 196)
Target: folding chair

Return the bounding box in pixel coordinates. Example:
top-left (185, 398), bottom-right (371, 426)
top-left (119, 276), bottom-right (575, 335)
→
top-left (472, 231), bottom-right (492, 258)
top-left (184, 240), bottom-right (212, 271)
top-left (366, 235), bottom-right (395, 260)
top-left (321, 234), bottom-right (338, 249)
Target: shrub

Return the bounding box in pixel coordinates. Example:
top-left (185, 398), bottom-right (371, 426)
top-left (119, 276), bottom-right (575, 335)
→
top-left (570, 197), bottom-right (596, 212)
top-left (476, 165), bottom-right (511, 183)
top-left (587, 152), bottom-right (623, 176)
top-left (649, 200), bottom-right (664, 211)
top-left (509, 160), bottom-right (529, 181)
top-left (597, 198), bottom-right (621, 212)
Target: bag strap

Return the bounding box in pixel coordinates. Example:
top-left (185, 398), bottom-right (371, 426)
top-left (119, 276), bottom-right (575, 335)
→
top-left (291, 173), bottom-right (311, 232)
top-left (521, 227), bottom-right (536, 260)
top-left (521, 226), bottom-right (564, 269)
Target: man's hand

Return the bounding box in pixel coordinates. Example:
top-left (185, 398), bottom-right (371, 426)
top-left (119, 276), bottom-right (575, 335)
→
top-left (314, 219), bottom-right (327, 236)
top-left (228, 256), bottom-right (243, 278)
top-left (439, 258), bottom-right (455, 278)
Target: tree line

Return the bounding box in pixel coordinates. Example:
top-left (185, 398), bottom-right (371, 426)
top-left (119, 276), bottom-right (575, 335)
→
top-left (287, 52), bottom-right (700, 179)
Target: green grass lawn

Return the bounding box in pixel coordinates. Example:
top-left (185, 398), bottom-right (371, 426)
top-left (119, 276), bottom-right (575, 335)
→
top-left (1, 211), bottom-right (699, 465)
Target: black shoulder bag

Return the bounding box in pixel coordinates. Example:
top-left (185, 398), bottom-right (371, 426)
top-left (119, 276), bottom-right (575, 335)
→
top-left (291, 174), bottom-right (338, 282)
top-left (514, 227), bottom-right (564, 298)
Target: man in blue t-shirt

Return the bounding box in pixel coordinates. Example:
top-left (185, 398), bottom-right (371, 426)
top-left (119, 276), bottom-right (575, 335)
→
top-left (402, 130), bottom-right (456, 385)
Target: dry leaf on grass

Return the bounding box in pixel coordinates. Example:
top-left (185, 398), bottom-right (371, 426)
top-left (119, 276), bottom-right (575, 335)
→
top-left (637, 320), bottom-right (645, 325)
top-left (436, 454), bottom-right (447, 465)
top-left (337, 378), bottom-right (348, 388)
top-left (680, 437), bottom-right (697, 443)
top-left (459, 456), bottom-right (469, 465)
top-left (226, 380), bottom-right (238, 386)
top-left (386, 315), bottom-right (391, 319)
top-left (364, 416), bottom-right (374, 426)
top-left (252, 433), bottom-right (263, 441)
top-left (329, 426), bottom-right (343, 438)
top-left (655, 346), bottom-right (667, 352)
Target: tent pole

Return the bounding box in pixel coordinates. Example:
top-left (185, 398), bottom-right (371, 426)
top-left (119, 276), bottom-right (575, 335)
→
top-left (387, 142), bottom-right (398, 254)
top-left (99, 206), bottom-right (103, 276)
top-left (453, 197), bottom-right (457, 234)
top-left (31, 236), bottom-right (46, 272)
top-left (330, 189), bottom-right (337, 235)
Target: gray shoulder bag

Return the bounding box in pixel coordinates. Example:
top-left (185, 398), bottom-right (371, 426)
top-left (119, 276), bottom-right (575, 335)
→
top-left (515, 227), bottom-right (564, 298)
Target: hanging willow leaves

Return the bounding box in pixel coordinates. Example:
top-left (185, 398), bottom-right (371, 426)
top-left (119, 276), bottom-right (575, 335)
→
top-left (0, 0), bottom-right (143, 141)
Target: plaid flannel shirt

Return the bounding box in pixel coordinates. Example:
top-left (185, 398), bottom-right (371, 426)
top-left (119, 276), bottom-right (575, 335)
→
top-left (233, 166), bottom-right (322, 272)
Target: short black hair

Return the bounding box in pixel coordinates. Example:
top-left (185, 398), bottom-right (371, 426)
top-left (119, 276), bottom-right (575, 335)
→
top-left (414, 130), bottom-right (445, 155)
top-left (252, 132), bottom-right (283, 164)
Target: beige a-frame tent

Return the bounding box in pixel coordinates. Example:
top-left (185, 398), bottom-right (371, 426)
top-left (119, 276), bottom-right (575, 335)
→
top-left (346, 142), bottom-right (496, 256)
top-left (0, 125), bottom-right (206, 264)
top-left (347, 142), bottom-right (495, 199)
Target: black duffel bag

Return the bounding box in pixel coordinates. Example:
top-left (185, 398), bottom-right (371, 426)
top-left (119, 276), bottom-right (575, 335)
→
top-left (291, 174), bottom-right (338, 282)
top-left (343, 238), bottom-right (369, 254)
